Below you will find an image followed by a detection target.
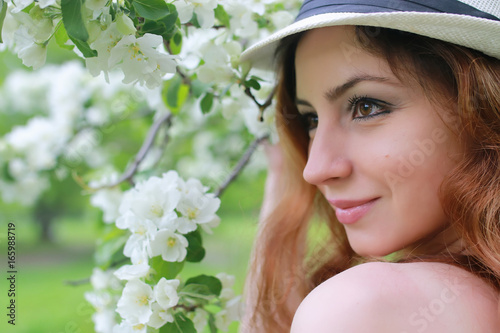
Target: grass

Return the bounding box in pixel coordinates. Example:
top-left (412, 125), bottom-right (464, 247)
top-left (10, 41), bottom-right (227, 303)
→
top-left (0, 209), bottom-right (258, 333)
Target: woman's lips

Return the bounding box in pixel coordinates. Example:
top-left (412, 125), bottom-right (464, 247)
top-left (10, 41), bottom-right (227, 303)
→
top-left (328, 198), bottom-right (379, 224)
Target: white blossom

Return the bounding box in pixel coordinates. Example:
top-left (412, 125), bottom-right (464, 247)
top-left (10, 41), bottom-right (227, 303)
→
top-left (36, 0), bottom-right (57, 8)
top-left (195, 40), bottom-right (240, 84)
top-left (108, 33), bottom-right (177, 88)
top-left (215, 296), bottom-right (242, 331)
top-left (118, 174), bottom-right (181, 231)
top-left (0, 173), bottom-right (49, 205)
top-left (11, 24), bottom-right (47, 69)
top-left (176, 188), bottom-right (220, 233)
top-left (86, 22), bottom-right (124, 79)
top-left (188, 308), bottom-right (209, 332)
top-left (112, 321), bottom-right (147, 333)
top-left (5, 117), bottom-right (69, 170)
top-left (116, 279), bottom-right (154, 325)
top-left (9, 0), bottom-right (33, 13)
top-left (114, 263), bottom-right (151, 281)
top-left (149, 230), bottom-right (188, 262)
top-left (147, 302), bottom-right (174, 329)
top-left (223, 2), bottom-right (259, 38)
top-left (216, 272), bottom-right (236, 300)
top-left (270, 11), bottom-right (294, 30)
top-left (90, 268), bottom-right (121, 290)
top-left (17, 40), bottom-right (46, 69)
top-left (154, 278), bottom-right (180, 309)
top-left (90, 187), bottom-right (123, 223)
top-left (85, 291), bottom-right (119, 333)
top-left (116, 211), bottom-right (158, 263)
top-left (172, 0), bottom-right (217, 29)
top-left (93, 309), bottom-right (119, 333)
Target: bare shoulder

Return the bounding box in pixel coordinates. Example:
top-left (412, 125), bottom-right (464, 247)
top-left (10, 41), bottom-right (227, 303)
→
top-left (291, 261), bottom-right (500, 333)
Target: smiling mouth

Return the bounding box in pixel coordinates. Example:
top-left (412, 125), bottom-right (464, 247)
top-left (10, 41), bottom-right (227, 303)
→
top-left (328, 198), bottom-right (379, 224)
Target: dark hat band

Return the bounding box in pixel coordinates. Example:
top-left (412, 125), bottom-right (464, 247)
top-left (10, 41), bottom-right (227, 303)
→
top-left (297, 0), bottom-right (500, 22)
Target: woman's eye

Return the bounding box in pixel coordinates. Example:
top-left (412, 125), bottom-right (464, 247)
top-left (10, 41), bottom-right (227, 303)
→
top-left (349, 96), bottom-right (391, 120)
top-left (300, 112), bottom-right (318, 131)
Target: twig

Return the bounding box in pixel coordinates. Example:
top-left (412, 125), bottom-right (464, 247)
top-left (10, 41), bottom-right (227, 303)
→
top-left (261, 86), bottom-right (276, 112)
top-left (105, 112), bottom-right (173, 188)
top-left (65, 257), bottom-right (131, 287)
top-left (244, 86), bottom-right (276, 121)
top-left (215, 135), bottom-right (269, 198)
top-left (65, 277), bottom-right (90, 286)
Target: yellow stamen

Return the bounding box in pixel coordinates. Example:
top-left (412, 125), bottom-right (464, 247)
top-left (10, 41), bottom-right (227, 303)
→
top-left (150, 204), bottom-right (164, 217)
top-left (137, 295), bottom-right (148, 305)
top-left (167, 237), bottom-right (177, 247)
top-left (187, 208), bottom-right (199, 219)
top-left (133, 324), bottom-right (145, 330)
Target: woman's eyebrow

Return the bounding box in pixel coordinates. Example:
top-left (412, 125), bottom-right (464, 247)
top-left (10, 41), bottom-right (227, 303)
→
top-left (296, 75), bottom-right (397, 107)
top-left (323, 75), bottom-right (391, 102)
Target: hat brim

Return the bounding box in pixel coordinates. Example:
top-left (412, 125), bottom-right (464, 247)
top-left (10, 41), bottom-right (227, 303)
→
top-left (240, 11), bottom-right (500, 70)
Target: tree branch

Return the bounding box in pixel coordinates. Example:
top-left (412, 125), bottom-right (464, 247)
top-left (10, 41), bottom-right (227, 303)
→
top-left (65, 277), bottom-right (90, 286)
top-left (215, 135), bottom-right (269, 198)
top-left (244, 86), bottom-right (276, 121)
top-left (101, 112), bottom-right (173, 189)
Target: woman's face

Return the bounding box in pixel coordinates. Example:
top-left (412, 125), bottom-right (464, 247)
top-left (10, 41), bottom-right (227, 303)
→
top-left (295, 26), bottom-right (463, 257)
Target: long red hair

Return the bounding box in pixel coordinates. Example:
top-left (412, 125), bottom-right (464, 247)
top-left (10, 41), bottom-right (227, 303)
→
top-left (243, 26), bottom-right (500, 332)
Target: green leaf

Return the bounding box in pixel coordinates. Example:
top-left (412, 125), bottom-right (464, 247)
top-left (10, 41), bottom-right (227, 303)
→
top-left (163, 75), bottom-right (189, 114)
top-left (160, 313), bottom-right (196, 333)
top-left (0, 1), bottom-right (8, 44)
top-left (214, 5), bottom-right (230, 27)
top-left (140, 9), bottom-right (178, 40)
top-left (69, 36), bottom-right (98, 57)
top-left (61, 0), bottom-right (89, 42)
top-left (2, 162), bottom-right (15, 182)
top-left (21, 2), bottom-right (34, 13)
top-left (191, 80), bottom-right (211, 98)
top-left (169, 32), bottom-right (182, 55)
top-left (132, 0), bottom-right (171, 20)
top-left (185, 274), bottom-right (222, 297)
top-left (185, 230), bottom-right (205, 262)
top-left (244, 78), bottom-right (261, 90)
top-left (189, 12), bottom-right (201, 28)
top-left (208, 313), bottom-right (217, 333)
top-left (55, 25), bottom-right (75, 51)
top-left (200, 93), bottom-right (214, 114)
top-left (151, 255), bottom-right (184, 281)
top-left (61, 0), bottom-right (97, 57)
top-left (181, 283), bottom-right (212, 297)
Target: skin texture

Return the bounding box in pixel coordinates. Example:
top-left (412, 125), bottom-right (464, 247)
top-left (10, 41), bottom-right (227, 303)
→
top-left (291, 262), bottom-right (500, 332)
top-left (290, 26), bottom-right (500, 331)
top-left (295, 26), bottom-right (464, 257)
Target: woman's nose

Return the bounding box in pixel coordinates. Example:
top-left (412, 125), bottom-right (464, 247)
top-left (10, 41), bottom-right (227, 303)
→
top-left (302, 124), bottom-right (353, 186)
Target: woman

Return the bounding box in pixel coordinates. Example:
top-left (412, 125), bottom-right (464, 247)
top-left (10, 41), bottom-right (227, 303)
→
top-left (240, 1), bottom-right (500, 332)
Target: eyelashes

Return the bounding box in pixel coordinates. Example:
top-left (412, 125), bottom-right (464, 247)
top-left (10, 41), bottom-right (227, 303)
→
top-left (299, 112), bottom-right (318, 132)
top-left (298, 95), bottom-right (393, 131)
top-left (347, 95), bottom-right (392, 121)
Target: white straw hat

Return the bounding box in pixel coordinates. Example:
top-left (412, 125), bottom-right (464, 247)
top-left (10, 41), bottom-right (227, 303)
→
top-left (240, 0), bottom-right (500, 70)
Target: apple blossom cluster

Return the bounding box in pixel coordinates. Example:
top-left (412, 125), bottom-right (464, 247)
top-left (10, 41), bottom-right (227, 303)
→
top-left (85, 171), bottom-right (242, 332)
top-left (116, 171), bottom-right (221, 265)
top-left (2, 0), bottom-right (178, 88)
